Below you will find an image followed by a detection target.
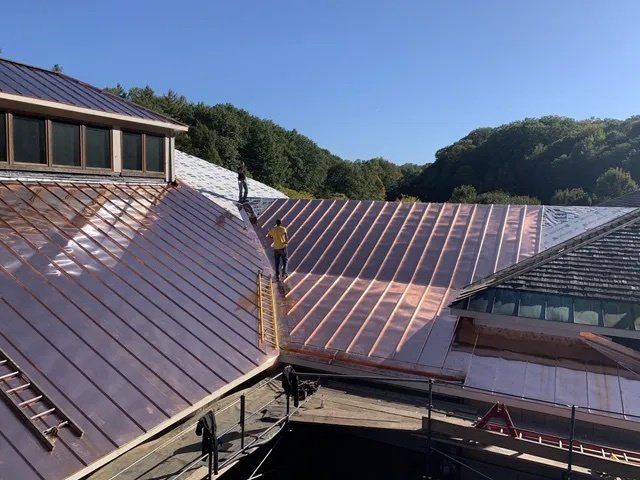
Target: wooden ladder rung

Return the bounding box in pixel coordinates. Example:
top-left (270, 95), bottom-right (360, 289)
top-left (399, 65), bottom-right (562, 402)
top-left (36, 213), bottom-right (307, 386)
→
top-left (6, 383), bottom-right (30, 394)
top-left (0, 371), bottom-right (20, 381)
top-left (31, 408), bottom-right (55, 421)
top-left (19, 395), bottom-right (43, 407)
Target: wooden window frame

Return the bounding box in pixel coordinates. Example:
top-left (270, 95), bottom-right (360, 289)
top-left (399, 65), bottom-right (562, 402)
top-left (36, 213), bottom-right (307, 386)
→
top-left (121, 130), bottom-right (165, 178)
top-left (11, 113), bottom-right (48, 167)
top-left (50, 120), bottom-right (82, 169)
top-left (0, 111), bottom-right (7, 165)
top-left (83, 124), bottom-right (113, 173)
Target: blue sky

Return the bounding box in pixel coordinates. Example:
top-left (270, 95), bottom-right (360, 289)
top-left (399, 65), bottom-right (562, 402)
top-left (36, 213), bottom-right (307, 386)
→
top-left (2, 1), bottom-right (640, 164)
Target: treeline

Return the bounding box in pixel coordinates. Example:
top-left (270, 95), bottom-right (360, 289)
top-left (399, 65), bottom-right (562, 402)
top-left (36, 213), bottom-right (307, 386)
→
top-left (110, 86), bottom-right (640, 205)
top-left (105, 85), bottom-right (420, 201)
top-left (413, 116), bottom-right (640, 205)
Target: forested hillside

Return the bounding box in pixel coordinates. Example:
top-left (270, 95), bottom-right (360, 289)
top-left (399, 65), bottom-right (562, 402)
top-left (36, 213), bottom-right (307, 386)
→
top-left (111, 86), bottom-right (640, 205)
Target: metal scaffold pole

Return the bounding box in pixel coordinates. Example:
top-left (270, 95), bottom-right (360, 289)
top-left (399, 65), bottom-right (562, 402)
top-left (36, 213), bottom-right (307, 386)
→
top-left (565, 405), bottom-right (576, 480)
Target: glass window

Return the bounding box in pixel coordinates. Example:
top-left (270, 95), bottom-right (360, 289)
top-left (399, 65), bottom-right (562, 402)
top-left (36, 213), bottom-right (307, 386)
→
top-left (603, 301), bottom-right (633, 329)
top-left (545, 295), bottom-right (571, 322)
top-left (492, 289), bottom-right (517, 315)
top-left (634, 307), bottom-right (640, 331)
top-left (518, 292), bottom-right (545, 319)
top-left (469, 291), bottom-right (491, 313)
top-left (122, 132), bottom-right (142, 170)
top-left (0, 113), bottom-right (6, 162)
top-left (52, 121), bottom-right (80, 166)
top-left (574, 298), bottom-right (602, 326)
top-left (85, 127), bottom-right (111, 168)
top-left (145, 135), bottom-right (164, 172)
top-left (13, 116), bottom-right (45, 164)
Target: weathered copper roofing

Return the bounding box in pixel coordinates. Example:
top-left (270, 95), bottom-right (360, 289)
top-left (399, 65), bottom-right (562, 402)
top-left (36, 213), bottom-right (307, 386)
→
top-left (0, 58), bottom-right (185, 126)
top-left (258, 200), bottom-right (542, 376)
top-left (0, 180), bottom-right (276, 480)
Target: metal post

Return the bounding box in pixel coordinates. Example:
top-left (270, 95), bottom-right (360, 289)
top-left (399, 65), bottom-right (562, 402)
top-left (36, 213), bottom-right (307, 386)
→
top-left (240, 394), bottom-right (246, 450)
top-left (566, 405), bottom-right (576, 480)
top-left (207, 437), bottom-right (213, 480)
top-left (213, 432), bottom-right (219, 475)
top-left (426, 379), bottom-right (433, 479)
top-left (286, 393), bottom-right (290, 416)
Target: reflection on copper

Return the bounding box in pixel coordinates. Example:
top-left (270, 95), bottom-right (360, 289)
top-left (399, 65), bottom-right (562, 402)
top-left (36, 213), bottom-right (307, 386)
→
top-left (0, 180), bottom-right (276, 480)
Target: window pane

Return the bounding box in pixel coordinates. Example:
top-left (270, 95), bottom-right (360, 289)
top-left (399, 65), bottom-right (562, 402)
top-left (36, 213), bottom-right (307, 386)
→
top-left (545, 295), bottom-right (571, 322)
top-left (52, 121), bottom-right (80, 166)
top-left (13, 116), bottom-right (45, 164)
top-left (603, 302), bottom-right (633, 329)
top-left (574, 298), bottom-right (601, 326)
top-left (492, 289), bottom-right (517, 315)
top-left (123, 132), bottom-right (142, 170)
top-left (86, 127), bottom-right (111, 168)
top-left (0, 113), bottom-right (6, 162)
top-left (469, 291), bottom-right (491, 313)
top-left (518, 292), bottom-right (545, 319)
top-left (145, 135), bottom-right (164, 172)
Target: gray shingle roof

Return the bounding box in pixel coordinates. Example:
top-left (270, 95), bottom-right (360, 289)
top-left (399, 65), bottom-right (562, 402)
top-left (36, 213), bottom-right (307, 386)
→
top-left (457, 208), bottom-right (640, 303)
top-left (598, 190), bottom-right (640, 208)
top-left (175, 150), bottom-right (286, 218)
top-left (0, 58), bottom-right (184, 126)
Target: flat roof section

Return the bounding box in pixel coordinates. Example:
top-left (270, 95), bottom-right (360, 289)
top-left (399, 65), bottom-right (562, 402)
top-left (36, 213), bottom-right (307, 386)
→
top-left (0, 180), bottom-right (277, 480)
top-left (257, 200), bottom-right (543, 377)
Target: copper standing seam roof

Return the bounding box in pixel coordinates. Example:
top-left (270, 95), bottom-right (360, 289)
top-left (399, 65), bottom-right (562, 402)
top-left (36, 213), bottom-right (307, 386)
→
top-left (257, 199), bottom-right (542, 376)
top-left (0, 180), bottom-right (276, 480)
top-left (0, 57), bottom-right (185, 126)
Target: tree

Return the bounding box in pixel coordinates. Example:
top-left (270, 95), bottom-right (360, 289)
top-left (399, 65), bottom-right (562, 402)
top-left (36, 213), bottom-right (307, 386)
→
top-left (551, 188), bottom-right (592, 205)
top-left (594, 168), bottom-right (638, 201)
top-left (52, 64), bottom-right (63, 73)
top-left (449, 185), bottom-right (477, 203)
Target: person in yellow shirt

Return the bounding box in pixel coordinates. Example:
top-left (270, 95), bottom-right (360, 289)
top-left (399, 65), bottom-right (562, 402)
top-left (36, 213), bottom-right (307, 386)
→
top-left (267, 219), bottom-right (289, 280)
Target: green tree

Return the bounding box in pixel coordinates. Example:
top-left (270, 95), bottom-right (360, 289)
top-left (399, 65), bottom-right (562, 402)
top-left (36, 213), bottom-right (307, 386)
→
top-left (551, 188), bottom-right (592, 205)
top-left (449, 185), bottom-right (477, 203)
top-left (52, 64), bottom-right (63, 73)
top-left (594, 168), bottom-right (638, 201)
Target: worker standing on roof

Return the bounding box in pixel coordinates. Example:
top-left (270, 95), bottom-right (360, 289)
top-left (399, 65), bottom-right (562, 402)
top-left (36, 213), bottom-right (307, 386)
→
top-left (237, 161), bottom-right (248, 203)
top-left (267, 219), bottom-right (288, 281)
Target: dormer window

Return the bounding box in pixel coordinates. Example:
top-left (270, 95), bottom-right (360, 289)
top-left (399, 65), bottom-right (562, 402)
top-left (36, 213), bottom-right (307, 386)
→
top-left (85, 126), bottom-right (111, 169)
top-left (52, 121), bottom-right (81, 167)
top-left (122, 131), bottom-right (165, 174)
top-left (0, 113), bottom-right (6, 163)
top-left (13, 115), bottom-right (46, 164)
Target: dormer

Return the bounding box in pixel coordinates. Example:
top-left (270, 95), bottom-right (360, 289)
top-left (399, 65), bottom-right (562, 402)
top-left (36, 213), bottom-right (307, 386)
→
top-left (0, 58), bottom-right (187, 181)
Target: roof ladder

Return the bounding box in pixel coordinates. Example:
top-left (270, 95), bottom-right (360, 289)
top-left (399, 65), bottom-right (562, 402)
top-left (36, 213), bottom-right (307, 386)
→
top-left (257, 269), bottom-right (280, 349)
top-left (0, 348), bottom-right (83, 451)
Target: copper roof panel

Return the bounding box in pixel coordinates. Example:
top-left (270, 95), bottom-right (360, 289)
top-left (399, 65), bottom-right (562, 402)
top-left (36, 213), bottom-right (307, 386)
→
top-left (0, 181), bottom-right (275, 480)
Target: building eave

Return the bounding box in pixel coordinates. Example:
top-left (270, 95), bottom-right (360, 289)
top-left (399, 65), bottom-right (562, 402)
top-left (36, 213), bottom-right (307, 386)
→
top-left (0, 92), bottom-right (189, 134)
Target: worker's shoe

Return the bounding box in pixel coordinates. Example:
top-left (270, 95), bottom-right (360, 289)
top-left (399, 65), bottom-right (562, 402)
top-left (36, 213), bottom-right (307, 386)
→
top-left (282, 273), bottom-right (289, 280)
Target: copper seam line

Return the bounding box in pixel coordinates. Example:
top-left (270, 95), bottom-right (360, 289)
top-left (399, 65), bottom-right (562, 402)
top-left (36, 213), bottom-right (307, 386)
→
top-left (367, 203), bottom-right (433, 356)
top-left (0, 428), bottom-right (47, 479)
top-left (514, 205), bottom-right (527, 261)
top-left (259, 198), bottom-right (290, 229)
top-left (491, 204), bottom-right (510, 274)
top-left (289, 201), bottom-right (391, 338)
top-left (128, 183), bottom-right (265, 271)
top-left (43, 182), bottom-right (266, 366)
top-left (256, 197), bottom-right (284, 226)
top-left (270, 277), bottom-right (280, 350)
top-left (138, 187), bottom-right (267, 298)
top-left (288, 199), bottom-right (352, 265)
top-left (536, 204), bottom-right (545, 252)
top-left (322, 201), bottom-right (410, 349)
top-left (14, 185), bottom-right (205, 402)
top-left (407, 204), bottom-right (465, 363)
top-left (305, 202), bottom-right (401, 345)
top-left (148, 182), bottom-right (263, 264)
top-left (469, 204), bottom-right (494, 283)
top-left (53, 182), bottom-right (266, 360)
top-left (278, 198), bottom-right (320, 233)
top-left (112, 183), bottom-right (263, 300)
top-left (43, 184), bottom-right (263, 373)
top-left (0, 255), bottom-right (149, 435)
top-left (0, 185), bottom-right (213, 403)
top-left (287, 201), bottom-right (374, 303)
top-left (263, 198), bottom-right (297, 229)
top-left (257, 271), bottom-right (264, 342)
top-left (393, 203), bottom-right (452, 355)
top-left (416, 205), bottom-right (479, 364)
top-left (77, 182), bottom-right (266, 341)
top-left (288, 199), bottom-right (337, 246)
top-left (282, 346), bottom-right (464, 381)
top-left (171, 185), bottom-right (259, 253)
top-left (345, 202), bottom-right (419, 354)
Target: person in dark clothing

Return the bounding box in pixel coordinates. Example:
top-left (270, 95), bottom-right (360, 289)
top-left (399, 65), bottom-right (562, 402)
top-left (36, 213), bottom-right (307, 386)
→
top-left (237, 162), bottom-right (248, 202)
top-left (196, 411), bottom-right (216, 458)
